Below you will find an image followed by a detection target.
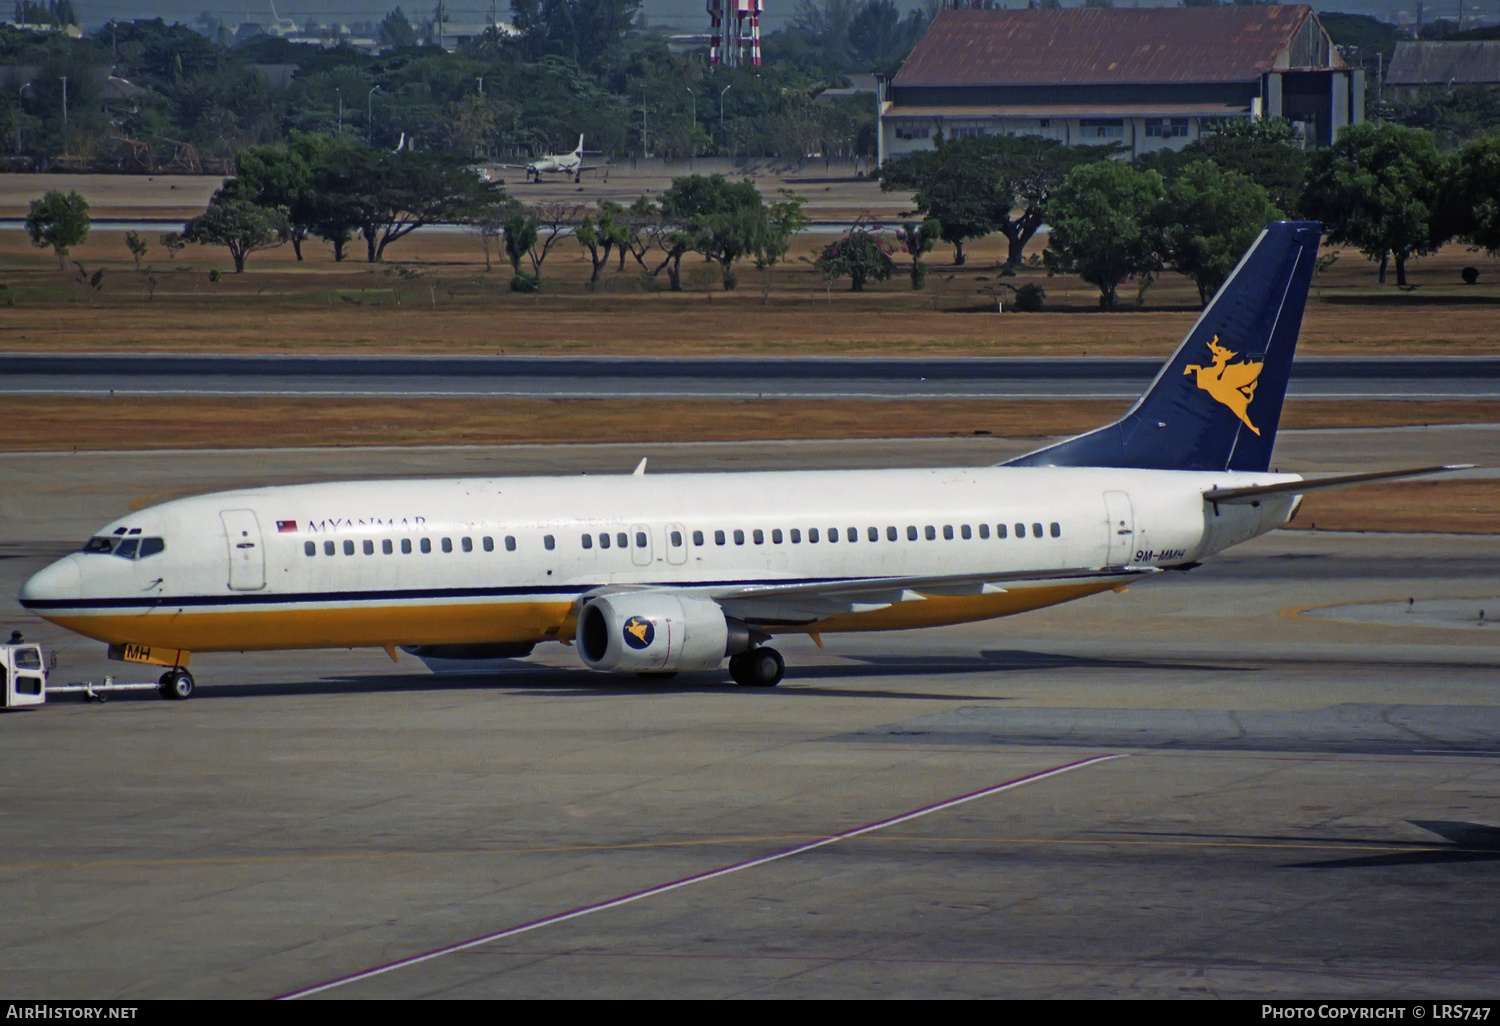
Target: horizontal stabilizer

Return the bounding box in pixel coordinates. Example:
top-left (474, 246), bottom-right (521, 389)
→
top-left (1202, 465), bottom-right (1475, 504)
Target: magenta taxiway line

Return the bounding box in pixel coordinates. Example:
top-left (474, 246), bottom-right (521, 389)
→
top-left (275, 752), bottom-right (1122, 999)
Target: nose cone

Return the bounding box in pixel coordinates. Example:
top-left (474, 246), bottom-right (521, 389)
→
top-left (20, 555), bottom-right (81, 608)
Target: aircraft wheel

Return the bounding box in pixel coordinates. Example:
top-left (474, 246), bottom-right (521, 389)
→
top-left (733, 647), bottom-right (784, 688)
top-left (158, 669), bottom-right (195, 701)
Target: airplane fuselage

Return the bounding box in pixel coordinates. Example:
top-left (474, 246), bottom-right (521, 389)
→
top-left (21, 466), bottom-right (1298, 655)
top-left (529, 155), bottom-right (580, 176)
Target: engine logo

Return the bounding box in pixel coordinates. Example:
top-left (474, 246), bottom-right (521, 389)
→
top-left (622, 615), bottom-right (655, 649)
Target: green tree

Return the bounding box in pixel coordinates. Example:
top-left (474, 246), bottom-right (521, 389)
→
top-left (1154, 160), bottom-right (1280, 306)
top-left (221, 141), bottom-right (314, 259)
top-left (25, 189), bottom-right (89, 268)
top-left (877, 134), bottom-right (1106, 267)
top-left (1300, 122), bottom-right (1450, 286)
top-left (659, 174), bottom-right (770, 290)
top-left (847, 0), bottom-right (928, 74)
top-left (124, 230), bottom-right (148, 270)
top-left (1045, 161), bottom-right (1165, 310)
top-left (988, 135), bottom-right (1114, 267)
top-left (894, 218), bottom-right (939, 289)
top-left (1384, 86), bottom-right (1500, 149)
top-left (468, 197), bottom-right (517, 272)
top-left (377, 7), bottom-right (419, 48)
top-left (1191, 117), bottom-right (1308, 215)
top-left (502, 212), bottom-right (539, 278)
top-left (813, 224), bottom-right (895, 291)
top-left (1440, 132), bottom-right (1500, 255)
top-left (181, 195), bottom-right (289, 272)
top-left (515, 0), bottom-right (642, 74)
top-left (322, 147), bottom-right (503, 263)
top-left (753, 188), bottom-right (810, 300)
top-left (877, 139), bottom-right (1001, 266)
top-left (575, 201), bottom-right (631, 289)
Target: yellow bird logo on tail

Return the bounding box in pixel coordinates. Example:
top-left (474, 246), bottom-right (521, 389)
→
top-left (1183, 336), bottom-right (1264, 436)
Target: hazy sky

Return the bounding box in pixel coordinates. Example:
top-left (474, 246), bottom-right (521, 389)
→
top-left (56, 1), bottom-right (1466, 39)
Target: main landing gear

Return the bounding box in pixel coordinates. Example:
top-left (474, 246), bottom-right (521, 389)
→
top-left (157, 668), bottom-right (195, 701)
top-left (729, 646), bottom-right (784, 687)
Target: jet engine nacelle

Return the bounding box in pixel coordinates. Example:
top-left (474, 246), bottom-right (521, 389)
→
top-left (576, 593), bottom-right (735, 673)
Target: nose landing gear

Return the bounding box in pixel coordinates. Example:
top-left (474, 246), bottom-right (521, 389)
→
top-left (157, 668), bottom-right (195, 700)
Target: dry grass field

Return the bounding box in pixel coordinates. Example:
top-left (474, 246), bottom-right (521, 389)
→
top-left (2, 174), bottom-right (1496, 533)
top-left (6, 396), bottom-right (1499, 453)
top-left (0, 229), bottom-right (1496, 357)
top-left (0, 166), bottom-right (1496, 357)
top-left (4, 394), bottom-right (1497, 533)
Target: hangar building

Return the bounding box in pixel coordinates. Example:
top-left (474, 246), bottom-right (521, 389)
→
top-left (877, 5), bottom-right (1363, 164)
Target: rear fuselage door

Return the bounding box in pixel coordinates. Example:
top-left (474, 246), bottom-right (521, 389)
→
top-left (1103, 490), bottom-right (1135, 567)
top-left (221, 509), bottom-right (266, 591)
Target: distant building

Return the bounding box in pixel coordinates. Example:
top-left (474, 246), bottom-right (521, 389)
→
top-left (877, 6), bottom-right (1362, 165)
top-left (1386, 41), bottom-right (1500, 89)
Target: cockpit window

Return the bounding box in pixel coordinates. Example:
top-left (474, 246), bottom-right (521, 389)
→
top-left (83, 536), bottom-right (165, 559)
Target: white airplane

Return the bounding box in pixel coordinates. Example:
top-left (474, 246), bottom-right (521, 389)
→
top-left (18, 222), bottom-right (1459, 700)
top-left (498, 135), bottom-right (608, 183)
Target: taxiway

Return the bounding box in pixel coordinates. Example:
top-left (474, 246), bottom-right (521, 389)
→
top-left (2, 435), bottom-right (1497, 999)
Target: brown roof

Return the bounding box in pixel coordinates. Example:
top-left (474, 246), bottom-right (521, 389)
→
top-left (893, 6), bottom-right (1317, 89)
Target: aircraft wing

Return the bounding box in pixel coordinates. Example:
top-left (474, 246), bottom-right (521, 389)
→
top-left (709, 565), bottom-right (1158, 624)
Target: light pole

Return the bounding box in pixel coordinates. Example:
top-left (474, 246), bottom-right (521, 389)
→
top-left (335, 87), bottom-right (342, 135)
top-left (685, 86), bottom-right (695, 163)
top-left (59, 75), bottom-right (67, 156)
top-left (367, 85), bottom-right (380, 146)
top-left (719, 84), bottom-right (731, 153)
top-left (16, 81), bottom-right (31, 156)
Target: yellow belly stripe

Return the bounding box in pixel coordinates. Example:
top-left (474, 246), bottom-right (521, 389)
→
top-left (42, 582), bottom-right (1119, 654)
top-left (47, 600), bottom-right (577, 652)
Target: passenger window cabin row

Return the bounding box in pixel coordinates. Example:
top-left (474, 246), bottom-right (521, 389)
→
top-left (304, 535), bottom-right (522, 557)
top-left (685, 521), bottom-right (1062, 547)
top-left (302, 521), bottom-right (1065, 558)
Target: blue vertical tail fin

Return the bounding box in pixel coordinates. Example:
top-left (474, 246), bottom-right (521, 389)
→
top-left (1006, 221), bottom-right (1321, 473)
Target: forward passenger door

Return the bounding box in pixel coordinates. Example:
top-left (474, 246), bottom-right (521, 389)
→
top-left (221, 509), bottom-right (266, 591)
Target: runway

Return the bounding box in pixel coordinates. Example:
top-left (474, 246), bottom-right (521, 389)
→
top-left (7, 354), bottom-right (1500, 400)
top-left (2, 436), bottom-right (1498, 998)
